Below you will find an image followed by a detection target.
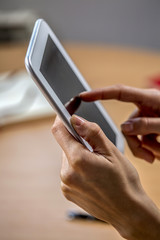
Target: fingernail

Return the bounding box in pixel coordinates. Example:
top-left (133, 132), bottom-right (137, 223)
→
top-left (121, 122), bottom-right (134, 132)
top-left (71, 115), bottom-right (85, 127)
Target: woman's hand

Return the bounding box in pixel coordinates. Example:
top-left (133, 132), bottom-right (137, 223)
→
top-left (80, 85), bottom-right (160, 163)
top-left (52, 115), bottom-right (160, 240)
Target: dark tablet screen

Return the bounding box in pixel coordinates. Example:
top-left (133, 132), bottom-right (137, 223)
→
top-left (40, 35), bottom-right (116, 144)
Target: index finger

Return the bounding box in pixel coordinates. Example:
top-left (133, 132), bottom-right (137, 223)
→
top-left (80, 85), bottom-right (148, 105)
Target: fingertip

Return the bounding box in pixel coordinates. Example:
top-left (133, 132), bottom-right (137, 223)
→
top-left (134, 147), bottom-right (154, 164)
top-left (143, 153), bottom-right (155, 164)
top-left (71, 115), bottom-right (111, 154)
top-left (123, 135), bottom-right (155, 163)
top-left (79, 92), bottom-right (92, 102)
top-left (79, 91), bottom-right (88, 98)
top-left (79, 91), bottom-right (88, 97)
top-left (136, 148), bottom-right (155, 163)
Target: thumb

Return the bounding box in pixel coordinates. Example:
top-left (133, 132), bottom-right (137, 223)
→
top-left (70, 114), bottom-right (114, 155)
top-left (121, 117), bottom-right (160, 135)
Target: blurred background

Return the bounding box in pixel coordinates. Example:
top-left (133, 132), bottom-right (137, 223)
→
top-left (1, 0), bottom-right (160, 49)
top-left (1, 0), bottom-right (160, 125)
top-left (1, 1), bottom-right (160, 240)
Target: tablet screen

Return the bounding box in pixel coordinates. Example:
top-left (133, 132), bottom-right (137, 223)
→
top-left (40, 35), bottom-right (116, 144)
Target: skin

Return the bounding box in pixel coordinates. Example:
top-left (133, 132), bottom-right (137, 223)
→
top-left (52, 85), bottom-right (160, 239)
top-left (80, 84), bottom-right (160, 163)
top-left (65, 96), bottom-right (81, 115)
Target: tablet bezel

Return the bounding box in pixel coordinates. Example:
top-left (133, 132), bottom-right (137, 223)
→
top-left (25, 19), bottom-right (124, 152)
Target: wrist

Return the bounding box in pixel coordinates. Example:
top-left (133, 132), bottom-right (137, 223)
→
top-left (126, 192), bottom-right (160, 240)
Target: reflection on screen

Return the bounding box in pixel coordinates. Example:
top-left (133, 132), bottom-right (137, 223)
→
top-left (40, 35), bottom-right (116, 144)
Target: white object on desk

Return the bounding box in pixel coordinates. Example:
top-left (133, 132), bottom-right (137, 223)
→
top-left (0, 70), bottom-right (55, 126)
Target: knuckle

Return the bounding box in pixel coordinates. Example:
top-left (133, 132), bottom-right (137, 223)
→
top-left (51, 117), bottom-right (63, 136)
top-left (114, 84), bottom-right (125, 90)
top-left (86, 122), bottom-right (101, 140)
top-left (71, 156), bottom-right (84, 171)
top-left (69, 149), bottom-right (87, 171)
top-left (138, 118), bottom-right (146, 129)
top-left (114, 84), bottom-right (125, 100)
top-left (51, 122), bottom-right (59, 135)
top-left (133, 118), bottom-right (149, 133)
top-left (71, 157), bottom-right (82, 170)
top-left (60, 170), bottom-right (74, 186)
top-left (144, 117), bottom-right (150, 128)
top-left (61, 182), bottom-right (69, 193)
top-left (140, 118), bottom-right (150, 130)
top-left (149, 88), bottom-right (159, 95)
top-left (60, 167), bottom-right (80, 187)
top-left (61, 182), bottom-right (72, 201)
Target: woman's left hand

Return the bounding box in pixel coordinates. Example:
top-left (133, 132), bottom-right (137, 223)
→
top-left (52, 114), bottom-right (160, 240)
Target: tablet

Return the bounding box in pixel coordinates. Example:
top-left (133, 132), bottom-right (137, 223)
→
top-left (25, 19), bottom-right (124, 152)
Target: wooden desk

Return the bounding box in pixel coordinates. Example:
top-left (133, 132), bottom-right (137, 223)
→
top-left (0, 43), bottom-right (160, 240)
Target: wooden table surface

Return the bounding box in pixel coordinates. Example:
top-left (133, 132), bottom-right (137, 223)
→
top-left (0, 43), bottom-right (160, 240)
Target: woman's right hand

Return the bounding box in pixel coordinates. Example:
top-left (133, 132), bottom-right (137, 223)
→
top-left (80, 85), bottom-right (160, 163)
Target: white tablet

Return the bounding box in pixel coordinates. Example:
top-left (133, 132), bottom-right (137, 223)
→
top-left (25, 19), bottom-right (124, 152)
